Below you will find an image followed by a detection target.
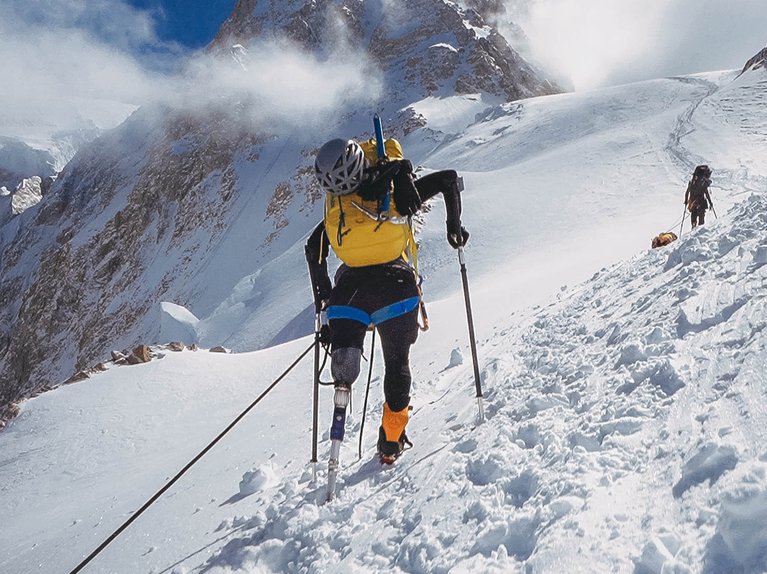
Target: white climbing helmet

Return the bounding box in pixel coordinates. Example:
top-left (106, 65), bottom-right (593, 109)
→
top-left (315, 139), bottom-right (367, 196)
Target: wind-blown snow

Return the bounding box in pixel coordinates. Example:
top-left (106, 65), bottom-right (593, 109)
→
top-left (1, 63), bottom-right (767, 573)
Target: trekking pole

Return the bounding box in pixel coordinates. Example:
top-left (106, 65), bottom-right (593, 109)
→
top-left (457, 245), bottom-right (485, 423)
top-left (711, 203), bottom-right (718, 219)
top-left (311, 313), bottom-right (321, 481)
top-left (358, 331), bottom-right (376, 459)
top-left (678, 204), bottom-right (686, 237)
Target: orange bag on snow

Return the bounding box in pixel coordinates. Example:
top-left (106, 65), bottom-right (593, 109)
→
top-left (651, 231), bottom-right (678, 249)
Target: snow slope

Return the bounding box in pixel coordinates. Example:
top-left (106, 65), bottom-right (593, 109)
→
top-left (198, 71), bottom-right (742, 350)
top-left (2, 65), bottom-right (767, 574)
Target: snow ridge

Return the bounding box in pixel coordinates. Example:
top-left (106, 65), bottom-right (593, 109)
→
top-left (197, 195), bottom-right (767, 573)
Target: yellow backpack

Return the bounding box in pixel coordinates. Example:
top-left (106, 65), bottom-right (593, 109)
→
top-left (324, 138), bottom-right (417, 268)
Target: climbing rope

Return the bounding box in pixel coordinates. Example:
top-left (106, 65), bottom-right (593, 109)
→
top-left (68, 341), bottom-right (315, 574)
top-left (665, 211), bottom-right (686, 235)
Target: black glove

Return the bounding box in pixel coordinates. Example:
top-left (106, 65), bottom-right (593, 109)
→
top-left (447, 225), bottom-right (470, 248)
top-left (443, 179), bottom-right (467, 248)
top-left (392, 161), bottom-right (422, 216)
top-left (358, 160), bottom-right (408, 202)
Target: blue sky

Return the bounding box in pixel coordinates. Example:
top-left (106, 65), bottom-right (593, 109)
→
top-left (123, 0), bottom-right (237, 48)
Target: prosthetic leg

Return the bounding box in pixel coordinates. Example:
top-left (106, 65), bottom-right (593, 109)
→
top-left (326, 383), bottom-right (351, 501)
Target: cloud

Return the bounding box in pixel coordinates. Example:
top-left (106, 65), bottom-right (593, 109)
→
top-left (4, 0), bottom-right (175, 61)
top-left (176, 40), bottom-right (382, 132)
top-left (0, 1), bottom-right (178, 135)
top-left (0, 0), bottom-right (380, 138)
top-left (521, 0), bottom-right (666, 90)
top-left (499, 0), bottom-right (767, 90)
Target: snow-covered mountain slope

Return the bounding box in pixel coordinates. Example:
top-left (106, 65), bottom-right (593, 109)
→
top-left (195, 68), bottom-right (754, 354)
top-left (1, 178), bottom-right (765, 573)
top-left (0, 0), bottom-right (560, 417)
top-left (2, 53), bottom-right (767, 574)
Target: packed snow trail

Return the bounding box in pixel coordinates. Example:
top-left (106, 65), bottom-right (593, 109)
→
top-left (200, 72), bottom-right (767, 574)
top-left (197, 194), bottom-right (767, 573)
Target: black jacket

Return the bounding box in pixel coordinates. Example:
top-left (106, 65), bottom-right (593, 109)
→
top-left (684, 176), bottom-right (712, 210)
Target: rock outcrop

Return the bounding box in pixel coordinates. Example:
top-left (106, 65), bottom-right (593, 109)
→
top-left (741, 46), bottom-right (767, 74)
top-left (213, 0), bottom-right (559, 102)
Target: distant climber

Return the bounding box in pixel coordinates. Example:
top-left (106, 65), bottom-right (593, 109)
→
top-left (684, 165), bottom-right (713, 229)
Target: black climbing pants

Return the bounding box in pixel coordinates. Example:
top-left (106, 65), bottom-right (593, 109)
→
top-left (690, 206), bottom-right (706, 228)
top-left (328, 263), bottom-right (420, 412)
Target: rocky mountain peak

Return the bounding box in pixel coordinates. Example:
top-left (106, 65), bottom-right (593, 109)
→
top-left (212, 0), bottom-right (559, 102)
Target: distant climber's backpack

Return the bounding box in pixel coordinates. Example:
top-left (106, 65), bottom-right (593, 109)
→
top-left (324, 138), bottom-right (417, 268)
top-left (693, 164), bottom-right (712, 178)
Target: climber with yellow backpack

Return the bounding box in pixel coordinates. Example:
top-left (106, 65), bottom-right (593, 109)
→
top-left (305, 127), bottom-right (468, 477)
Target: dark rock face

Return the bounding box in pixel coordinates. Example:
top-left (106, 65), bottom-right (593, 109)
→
top-left (741, 46), bottom-right (767, 74)
top-left (0, 107), bottom-right (257, 411)
top-left (213, 0), bottom-right (560, 101)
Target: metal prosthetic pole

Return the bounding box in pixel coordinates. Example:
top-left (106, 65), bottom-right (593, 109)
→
top-left (326, 383), bottom-right (351, 502)
top-left (311, 313), bottom-right (321, 482)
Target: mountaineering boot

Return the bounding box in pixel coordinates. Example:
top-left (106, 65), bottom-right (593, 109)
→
top-left (377, 426), bottom-right (412, 464)
top-left (377, 403), bottom-right (413, 464)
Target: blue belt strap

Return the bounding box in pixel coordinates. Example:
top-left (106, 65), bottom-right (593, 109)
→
top-left (371, 296), bottom-right (420, 324)
top-left (326, 305), bottom-right (372, 325)
top-left (327, 296), bottom-right (421, 326)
